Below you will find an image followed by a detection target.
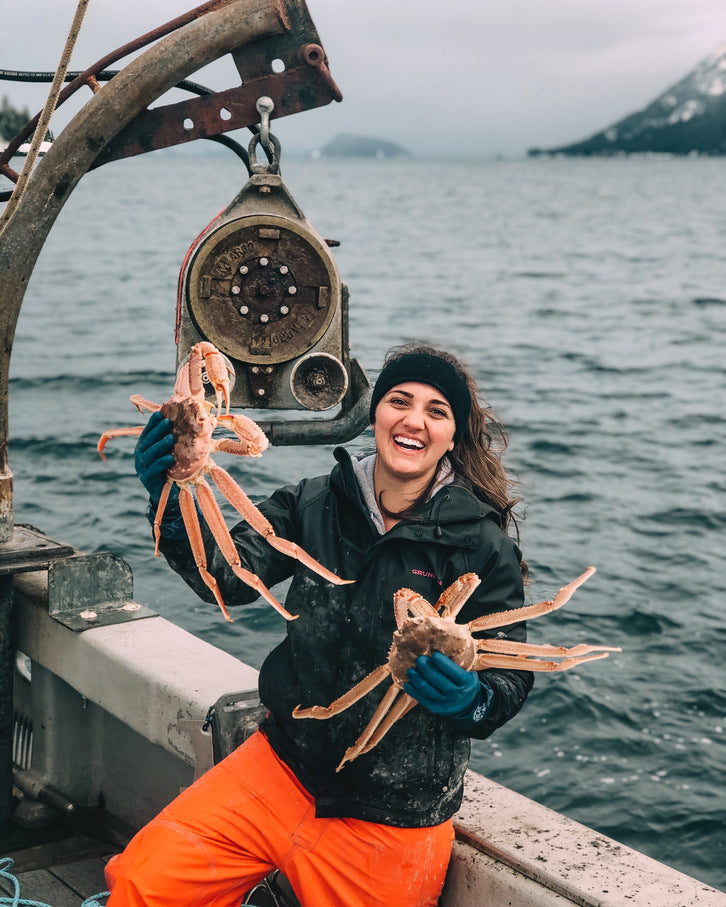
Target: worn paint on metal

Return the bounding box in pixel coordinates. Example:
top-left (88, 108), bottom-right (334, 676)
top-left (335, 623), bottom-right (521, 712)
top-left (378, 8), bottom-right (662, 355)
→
top-left (0, 0), bottom-right (300, 179)
top-left (94, 45), bottom-right (341, 167)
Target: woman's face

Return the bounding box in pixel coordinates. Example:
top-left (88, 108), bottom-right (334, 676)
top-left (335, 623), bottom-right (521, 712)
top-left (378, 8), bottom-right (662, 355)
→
top-left (373, 382), bottom-right (457, 486)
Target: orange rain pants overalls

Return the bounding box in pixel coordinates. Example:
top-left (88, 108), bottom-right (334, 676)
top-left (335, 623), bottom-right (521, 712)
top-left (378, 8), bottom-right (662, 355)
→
top-left (105, 731), bottom-right (454, 907)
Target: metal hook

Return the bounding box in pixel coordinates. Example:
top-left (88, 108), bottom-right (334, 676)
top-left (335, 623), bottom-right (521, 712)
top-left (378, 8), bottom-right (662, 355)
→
top-left (256, 96), bottom-right (274, 150)
top-left (248, 132), bottom-right (281, 174)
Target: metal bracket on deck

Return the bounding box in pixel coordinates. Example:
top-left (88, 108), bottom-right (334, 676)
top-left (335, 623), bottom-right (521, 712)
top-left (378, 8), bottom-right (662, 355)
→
top-left (46, 551), bottom-right (156, 631)
top-left (0, 526), bottom-right (156, 630)
top-left (0, 525), bottom-right (157, 630)
top-left (208, 690), bottom-right (267, 762)
top-left (178, 691), bottom-right (266, 781)
top-left (0, 524), bottom-right (75, 576)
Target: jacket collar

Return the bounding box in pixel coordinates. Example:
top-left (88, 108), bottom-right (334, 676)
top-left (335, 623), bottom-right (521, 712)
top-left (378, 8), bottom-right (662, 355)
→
top-left (349, 452), bottom-right (456, 535)
top-left (331, 447), bottom-right (499, 548)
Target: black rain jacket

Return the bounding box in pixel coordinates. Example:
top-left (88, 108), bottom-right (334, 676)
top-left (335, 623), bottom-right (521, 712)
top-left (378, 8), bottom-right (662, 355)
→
top-left (158, 447), bottom-right (533, 827)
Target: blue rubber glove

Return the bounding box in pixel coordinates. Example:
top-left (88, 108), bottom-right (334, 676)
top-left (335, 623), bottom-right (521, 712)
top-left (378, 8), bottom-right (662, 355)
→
top-left (134, 411), bottom-right (177, 506)
top-left (136, 412), bottom-right (199, 542)
top-left (404, 651), bottom-right (484, 719)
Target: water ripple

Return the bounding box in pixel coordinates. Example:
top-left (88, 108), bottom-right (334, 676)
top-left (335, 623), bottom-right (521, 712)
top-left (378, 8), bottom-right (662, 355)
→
top-left (6, 155), bottom-right (726, 892)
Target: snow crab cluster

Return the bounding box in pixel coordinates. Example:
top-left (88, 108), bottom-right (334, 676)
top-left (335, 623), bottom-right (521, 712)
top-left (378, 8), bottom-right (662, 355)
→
top-left (98, 341), bottom-right (351, 622)
top-left (294, 567), bottom-right (619, 770)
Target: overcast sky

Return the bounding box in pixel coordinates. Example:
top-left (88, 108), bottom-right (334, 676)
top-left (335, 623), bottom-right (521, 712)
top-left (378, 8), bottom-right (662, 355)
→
top-left (2, 0), bottom-right (726, 157)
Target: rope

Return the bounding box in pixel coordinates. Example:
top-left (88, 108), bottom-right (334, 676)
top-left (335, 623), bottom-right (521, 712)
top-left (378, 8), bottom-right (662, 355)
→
top-left (0, 0), bottom-right (91, 237)
top-left (0, 858), bottom-right (109, 907)
top-left (0, 858), bottom-right (53, 907)
top-left (80, 894), bottom-right (109, 907)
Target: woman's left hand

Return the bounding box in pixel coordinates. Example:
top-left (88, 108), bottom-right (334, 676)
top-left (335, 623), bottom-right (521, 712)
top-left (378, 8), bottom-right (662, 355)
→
top-left (404, 651), bottom-right (480, 718)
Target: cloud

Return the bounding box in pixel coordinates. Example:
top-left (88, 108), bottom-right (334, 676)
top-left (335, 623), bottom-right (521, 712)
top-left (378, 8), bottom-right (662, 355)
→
top-left (2, 0), bottom-right (726, 157)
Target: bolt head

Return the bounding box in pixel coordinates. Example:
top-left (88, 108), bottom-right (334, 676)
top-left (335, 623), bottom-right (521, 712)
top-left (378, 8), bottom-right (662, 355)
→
top-left (256, 96), bottom-right (274, 115)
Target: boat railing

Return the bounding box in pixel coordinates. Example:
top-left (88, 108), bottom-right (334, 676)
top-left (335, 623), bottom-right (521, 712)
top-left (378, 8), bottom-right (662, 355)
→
top-left (7, 548), bottom-right (725, 906)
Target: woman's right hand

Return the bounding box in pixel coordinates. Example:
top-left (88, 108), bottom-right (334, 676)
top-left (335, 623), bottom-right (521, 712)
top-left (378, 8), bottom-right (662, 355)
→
top-left (134, 412), bottom-right (176, 505)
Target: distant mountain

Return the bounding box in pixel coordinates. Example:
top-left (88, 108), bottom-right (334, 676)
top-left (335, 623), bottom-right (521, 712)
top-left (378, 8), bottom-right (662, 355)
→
top-left (529, 44), bottom-right (726, 156)
top-left (318, 133), bottom-right (411, 159)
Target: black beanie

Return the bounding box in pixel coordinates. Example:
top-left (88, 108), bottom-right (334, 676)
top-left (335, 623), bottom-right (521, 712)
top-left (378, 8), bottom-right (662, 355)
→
top-left (369, 352), bottom-right (471, 443)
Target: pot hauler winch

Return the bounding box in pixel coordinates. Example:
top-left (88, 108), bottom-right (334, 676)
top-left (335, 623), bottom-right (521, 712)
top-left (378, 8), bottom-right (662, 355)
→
top-left (176, 98), bottom-right (370, 442)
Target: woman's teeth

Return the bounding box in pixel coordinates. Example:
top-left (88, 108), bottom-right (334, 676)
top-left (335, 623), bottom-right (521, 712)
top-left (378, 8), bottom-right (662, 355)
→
top-left (394, 436), bottom-right (424, 450)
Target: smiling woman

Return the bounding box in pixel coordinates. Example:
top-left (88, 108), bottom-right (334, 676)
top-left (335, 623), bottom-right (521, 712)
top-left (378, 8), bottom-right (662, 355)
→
top-left (372, 382), bottom-right (457, 522)
top-left (369, 344), bottom-right (525, 546)
top-left (104, 341), bottom-right (532, 907)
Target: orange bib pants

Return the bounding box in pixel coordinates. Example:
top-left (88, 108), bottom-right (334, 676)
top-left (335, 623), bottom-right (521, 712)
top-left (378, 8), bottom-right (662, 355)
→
top-left (105, 731), bottom-right (454, 907)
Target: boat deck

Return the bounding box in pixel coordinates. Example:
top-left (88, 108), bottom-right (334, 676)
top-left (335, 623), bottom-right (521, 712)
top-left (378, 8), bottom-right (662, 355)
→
top-left (1, 860), bottom-right (110, 905)
top-left (0, 836), bottom-right (116, 905)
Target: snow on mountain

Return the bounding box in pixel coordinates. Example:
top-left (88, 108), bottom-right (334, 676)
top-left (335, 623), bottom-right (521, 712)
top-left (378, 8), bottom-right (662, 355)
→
top-left (530, 44), bottom-right (726, 156)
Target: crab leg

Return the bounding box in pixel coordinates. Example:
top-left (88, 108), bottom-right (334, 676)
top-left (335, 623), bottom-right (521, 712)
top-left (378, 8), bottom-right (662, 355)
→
top-left (293, 664), bottom-right (391, 720)
top-left (194, 478), bottom-right (296, 622)
top-left (355, 692), bottom-right (418, 758)
top-left (215, 413), bottom-right (269, 457)
top-left (178, 485), bottom-right (233, 623)
top-left (338, 690), bottom-right (417, 771)
top-left (472, 651), bottom-right (613, 672)
top-left (393, 588), bottom-right (439, 626)
top-left (436, 573), bottom-right (481, 619)
top-left (209, 462), bottom-right (353, 587)
top-left (468, 567), bottom-right (596, 633)
top-left (153, 478), bottom-right (175, 556)
top-left (478, 639), bottom-right (621, 658)
top-left (130, 396), bottom-right (162, 414)
top-left (97, 425), bottom-right (145, 458)
top-left (190, 341), bottom-right (231, 414)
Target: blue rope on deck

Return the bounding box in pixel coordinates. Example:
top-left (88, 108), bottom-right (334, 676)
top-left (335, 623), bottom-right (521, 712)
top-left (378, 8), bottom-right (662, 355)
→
top-left (0, 858), bottom-right (110, 907)
top-left (0, 858), bottom-right (53, 907)
top-left (80, 894), bottom-right (109, 907)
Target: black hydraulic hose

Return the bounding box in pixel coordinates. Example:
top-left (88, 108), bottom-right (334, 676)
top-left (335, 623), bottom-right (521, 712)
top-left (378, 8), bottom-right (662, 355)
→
top-left (0, 0), bottom-right (251, 169)
top-left (0, 69), bottom-right (253, 176)
top-left (1, 69), bottom-right (80, 81)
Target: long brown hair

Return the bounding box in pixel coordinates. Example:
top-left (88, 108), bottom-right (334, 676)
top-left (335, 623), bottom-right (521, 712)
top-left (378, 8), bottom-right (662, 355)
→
top-left (374, 343), bottom-right (527, 578)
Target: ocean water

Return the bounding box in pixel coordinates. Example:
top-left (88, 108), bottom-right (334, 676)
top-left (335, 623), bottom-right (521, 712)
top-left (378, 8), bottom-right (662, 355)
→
top-left (4, 150), bottom-right (725, 892)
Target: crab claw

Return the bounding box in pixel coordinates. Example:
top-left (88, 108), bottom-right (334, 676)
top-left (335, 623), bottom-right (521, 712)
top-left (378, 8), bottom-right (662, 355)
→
top-left (194, 342), bottom-right (232, 414)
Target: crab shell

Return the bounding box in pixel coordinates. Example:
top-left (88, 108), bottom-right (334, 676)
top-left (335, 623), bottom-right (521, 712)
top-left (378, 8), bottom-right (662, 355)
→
top-left (387, 615), bottom-right (478, 685)
top-left (160, 397), bottom-right (215, 480)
